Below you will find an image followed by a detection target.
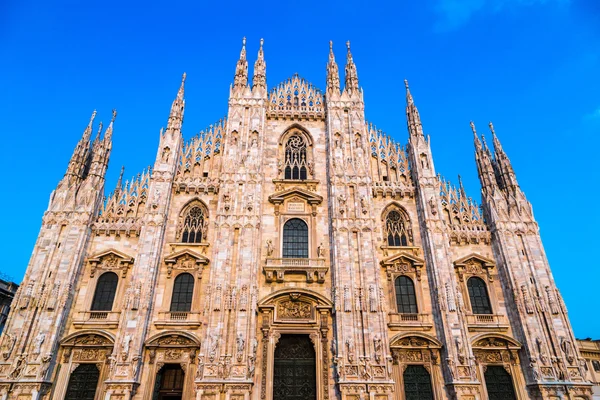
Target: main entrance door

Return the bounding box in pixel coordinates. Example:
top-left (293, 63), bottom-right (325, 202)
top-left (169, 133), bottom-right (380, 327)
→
top-left (273, 334), bottom-right (316, 400)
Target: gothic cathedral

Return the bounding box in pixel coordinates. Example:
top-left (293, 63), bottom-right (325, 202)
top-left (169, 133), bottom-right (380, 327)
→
top-left (0, 39), bottom-right (594, 400)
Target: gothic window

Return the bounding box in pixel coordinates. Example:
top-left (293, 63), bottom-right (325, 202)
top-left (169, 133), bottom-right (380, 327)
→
top-left (64, 364), bottom-right (100, 400)
top-left (91, 272), bottom-right (118, 311)
top-left (395, 276), bottom-right (418, 314)
top-left (403, 365), bottom-right (434, 400)
top-left (170, 273), bottom-right (194, 312)
top-left (467, 277), bottom-right (492, 315)
top-left (282, 218), bottom-right (309, 258)
top-left (180, 205), bottom-right (206, 243)
top-left (484, 366), bottom-right (517, 400)
top-left (284, 134), bottom-right (308, 180)
top-left (385, 209), bottom-right (411, 246)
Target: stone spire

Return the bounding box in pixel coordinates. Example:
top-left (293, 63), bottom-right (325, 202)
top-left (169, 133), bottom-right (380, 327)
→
top-left (489, 122), bottom-right (520, 191)
top-left (344, 40), bottom-right (359, 94)
top-left (65, 110), bottom-right (96, 181)
top-left (166, 73), bottom-right (186, 134)
top-left (472, 121), bottom-right (498, 191)
top-left (405, 80), bottom-right (424, 139)
top-left (252, 38), bottom-right (266, 91)
top-left (88, 110), bottom-right (116, 179)
top-left (233, 37), bottom-right (248, 90)
top-left (326, 40), bottom-right (340, 95)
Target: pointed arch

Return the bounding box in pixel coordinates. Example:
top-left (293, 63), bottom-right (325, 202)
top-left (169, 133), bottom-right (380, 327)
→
top-left (178, 199), bottom-right (209, 243)
top-left (381, 203), bottom-right (413, 247)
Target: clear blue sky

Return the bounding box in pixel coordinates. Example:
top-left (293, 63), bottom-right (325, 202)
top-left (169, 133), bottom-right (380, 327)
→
top-left (1, 1), bottom-right (598, 337)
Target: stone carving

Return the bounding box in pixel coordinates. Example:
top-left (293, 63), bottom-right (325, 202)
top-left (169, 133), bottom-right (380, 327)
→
top-left (343, 285), bottom-right (351, 312)
top-left (209, 335), bottom-right (219, 362)
top-left (266, 240), bottom-right (273, 256)
top-left (38, 353), bottom-right (52, 379)
top-left (161, 146), bottom-right (171, 162)
top-left (1, 333), bottom-right (15, 360)
top-left (9, 355), bottom-right (26, 379)
top-left (373, 335), bottom-right (382, 363)
top-left (121, 334), bottom-right (132, 361)
top-left (545, 286), bottom-right (560, 315)
top-left (239, 285), bottom-right (248, 311)
top-left (46, 281), bottom-right (60, 310)
top-left (277, 300), bottom-right (311, 319)
top-left (214, 284), bottom-right (222, 311)
top-left (446, 283), bottom-right (456, 312)
top-left (236, 333), bottom-right (245, 362)
top-left (19, 282), bottom-right (34, 309)
top-left (317, 242), bottom-right (324, 258)
top-left (346, 338), bottom-right (355, 363)
top-left (368, 284), bottom-right (377, 312)
top-left (521, 285), bottom-right (534, 314)
top-left (33, 333), bottom-right (45, 355)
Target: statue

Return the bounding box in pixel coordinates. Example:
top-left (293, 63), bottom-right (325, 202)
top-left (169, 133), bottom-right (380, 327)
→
top-left (317, 242), bottom-right (324, 258)
top-left (33, 333), bottom-right (46, 354)
top-left (266, 240), bottom-right (274, 256)
top-left (1, 333), bottom-right (15, 360)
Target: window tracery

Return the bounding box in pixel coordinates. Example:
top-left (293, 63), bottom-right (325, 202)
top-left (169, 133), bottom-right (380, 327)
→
top-left (384, 209), bottom-right (413, 247)
top-left (179, 202), bottom-right (208, 244)
top-left (284, 135), bottom-right (308, 180)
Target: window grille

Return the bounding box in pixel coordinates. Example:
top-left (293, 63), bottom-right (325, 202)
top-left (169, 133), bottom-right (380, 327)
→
top-left (284, 135), bottom-right (308, 180)
top-left (484, 366), bottom-right (517, 400)
top-left (467, 277), bottom-right (492, 315)
top-left (395, 276), bottom-right (418, 314)
top-left (282, 218), bottom-right (309, 258)
top-left (90, 272), bottom-right (118, 311)
top-left (403, 365), bottom-right (434, 400)
top-left (64, 364), bottom-right (100, 400)
top-left (170, 273), bottom-right (194, 312)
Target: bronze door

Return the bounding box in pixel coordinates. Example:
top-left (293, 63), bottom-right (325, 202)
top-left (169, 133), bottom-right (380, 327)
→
top-left (273, 334), bottom-right (316, 400)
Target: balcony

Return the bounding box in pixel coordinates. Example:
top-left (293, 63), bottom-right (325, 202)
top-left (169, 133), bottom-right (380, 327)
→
top-left (154, 311), bottom-right (202, 329)
top-left (73, 311), bottom-right (121, 329)
top-left (465, 314), bottom-right (509, 332)
top-left (264, 258), bottom-right (328, 283)
top-left (387, 313), bottom-right (433, 331)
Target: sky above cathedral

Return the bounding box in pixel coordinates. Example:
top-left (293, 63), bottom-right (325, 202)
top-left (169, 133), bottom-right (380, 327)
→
top-left (1, 0), bottom-right (598, 337)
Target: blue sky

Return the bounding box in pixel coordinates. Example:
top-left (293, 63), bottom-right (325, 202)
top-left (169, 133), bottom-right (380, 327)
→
top-left (1, 0), bottom-right (598, 337)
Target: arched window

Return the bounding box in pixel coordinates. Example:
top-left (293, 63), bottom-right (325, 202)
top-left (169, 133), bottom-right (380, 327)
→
top-left (385, 210), bottom-right (411, 246)
top-left (284, 135), bottom-right (307, 180)
top-left (282, 218), bottom-right (308, 258)
top-left (484, 366), bottom-right (517, 400)
top-left (64, 364), bottom-right (100, 400)
top-left (403, 365), bottom-right (434, 400)
top-left (467, 277), bottom-right (492, 315)
top-left (170, 273), bottom-right (194, 312)
top-left (91, 272), bottom-right (118, 311)
top-left (395, 276), bottom-right (418, 314)
top-left (181, 205), bottom-right (206, 243)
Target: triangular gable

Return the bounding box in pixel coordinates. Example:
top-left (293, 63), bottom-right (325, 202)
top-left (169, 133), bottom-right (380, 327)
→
top-left (164, 249), bottom-right (209, 265)
top-left (380, 251), bottom-right (424, 266)
top-left (268, 187), bottom-right (323, 205)
top-left (453, 253), bottom-right (495, 268)
top-left (87, 248), bottom-right (134, 264)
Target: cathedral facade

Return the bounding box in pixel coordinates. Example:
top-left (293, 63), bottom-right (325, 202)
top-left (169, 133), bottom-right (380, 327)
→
top-left (0, 39), bottom-right (595, 400)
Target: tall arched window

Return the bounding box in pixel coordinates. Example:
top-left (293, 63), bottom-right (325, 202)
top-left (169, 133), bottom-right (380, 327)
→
top-left (467, 277), bottom-right (492, 315)
top-left (385, 210), bottom-right (411, 246)
top-left (403, 365), bottom-right (434, 400)
top-left (64, 364), bottom-right (100, 400)
top-left (170, 273), bottom-right (194, 312)
top-left (484, 366), bottom-right (517, 400)
top-left (181, 205), bottom-right (206, 243)
top-left (282, 218), bottom-right (308, 258)
top-left (395, 276), bottom-right (418, 314)
top-left (91, 272), bottom-right (118, 311)
top-left (284, 135), bottom-right (307, 180)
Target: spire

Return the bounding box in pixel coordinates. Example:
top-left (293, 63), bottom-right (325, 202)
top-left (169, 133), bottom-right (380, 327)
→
top-left (252, 38), bottom-right (266, 90)
top-left (104, 109), bottom-right (117, 141)
top-left (488, 122), bottom-right (520, 190)
top-left (471, 121), bottom-right (482, 151)
top-left (326, 40), bottom-right (340, 95)
top-left (167, 74), bottom-right (185, 133)
top-left (489, 121), bottom-right (504, 155)
top-left (458, 174), bottom-right (466, 198)
top-left (116, 166), bottom-right (125, 191)
top-left (405, 80), bottom-right (424, 139)
top-left (65, 110), bottom-right (97, 180)
top-left (233, 37), bottom-right (248, 90)
top-left (472, 121), bottom-right (498, 190)
top-left (344, 41), bottom-right (359, 94)
top-left (83, 110), bottom-right (96, 142)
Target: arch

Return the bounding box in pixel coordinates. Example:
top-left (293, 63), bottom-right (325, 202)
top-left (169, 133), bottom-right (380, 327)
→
top-left (278, 123), bottom-right (314, 146)
top-left (389, 333), bottom-right (442, 349)
top-left (467, 276), bottom-right (492, 314)
top-left (471, 333), bottom-right (521, 349)
top-left (91, 272), bottom-right (118, 311)
top-left (394, 275), bottom-right (418, 314)
top-left (145, 331), bottom-right (202, 347)
top-left (381, 203), bottom-right (413, 247)
top-left (257, 288), bottom-right (333, 308)
top-left (178, 199), bottom-right (209, 244)
top-left (170, 273), bottom-right (194, 312)
top-left (60, 330), bottom-right (115, 346)
top-left (282, 218), bottom-right (308, 258)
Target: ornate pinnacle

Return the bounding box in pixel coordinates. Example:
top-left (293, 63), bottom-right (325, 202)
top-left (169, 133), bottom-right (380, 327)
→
top-left (488, 121), bottom-right (495, 136)
top-left (111, 109), bottom-right (117, 124)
